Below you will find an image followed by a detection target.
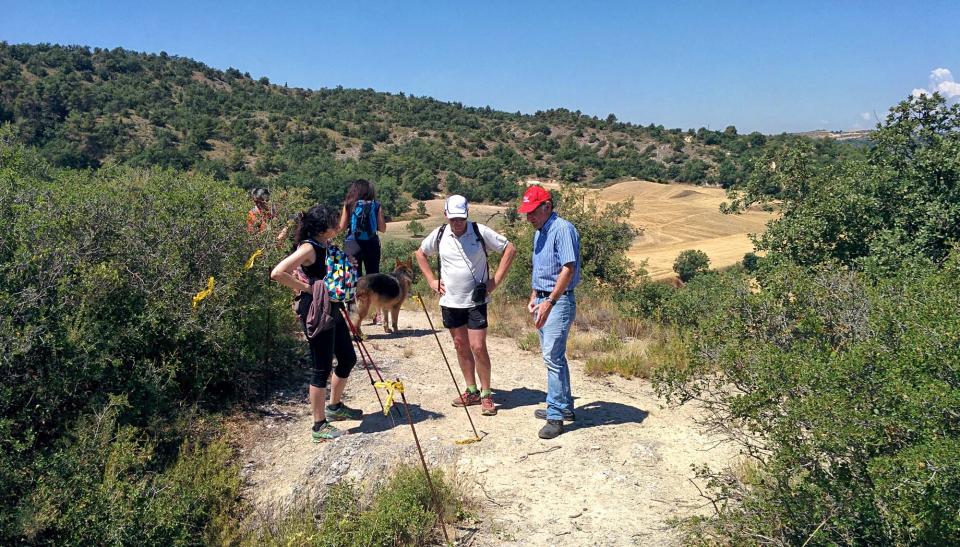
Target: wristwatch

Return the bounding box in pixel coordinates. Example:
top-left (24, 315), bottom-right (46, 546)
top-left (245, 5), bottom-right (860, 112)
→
top-left (546, 297), bottom-right (557, 306)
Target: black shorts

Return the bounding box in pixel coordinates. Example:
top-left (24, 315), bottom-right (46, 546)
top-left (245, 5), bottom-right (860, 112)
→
top-left (441, 304), bottom-right (488, 330)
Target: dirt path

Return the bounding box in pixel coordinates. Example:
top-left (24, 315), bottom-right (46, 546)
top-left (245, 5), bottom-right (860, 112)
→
top-left (238, 303), bottom-right (735, 545)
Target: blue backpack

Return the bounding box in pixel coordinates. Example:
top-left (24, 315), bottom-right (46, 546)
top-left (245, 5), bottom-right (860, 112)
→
top-left (349, 200), bottom-right (378, 241)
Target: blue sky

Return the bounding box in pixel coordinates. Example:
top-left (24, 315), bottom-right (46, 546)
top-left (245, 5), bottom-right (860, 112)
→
top-left (2, 1), bottom-right (957, 133)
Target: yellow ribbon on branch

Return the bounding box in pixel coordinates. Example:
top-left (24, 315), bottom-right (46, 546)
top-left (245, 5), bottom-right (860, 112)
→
top-left (243, 248), bottom-right (264, 270)
top-left (192, 277), bottom-right (215, 308)
top-left (373, 380), bottom-right (405, 416)
top-left (192, 248), bottom-right (264, 309)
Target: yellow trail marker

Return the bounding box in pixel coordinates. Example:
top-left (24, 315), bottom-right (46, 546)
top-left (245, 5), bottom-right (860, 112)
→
top-left (192, 277), bottom-right (215, 308)
top-left (243, 248), bottom-right (263, 270)
top-left (373, 379), bottom-right (404, 416)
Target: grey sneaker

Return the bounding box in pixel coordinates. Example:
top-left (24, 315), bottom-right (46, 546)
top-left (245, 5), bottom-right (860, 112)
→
top-left (534, 408), bottom-right (575, 422)
top-left (312, 422), bottom-right (344, 442)
top-left (538, 419), bottom-right (564, 439)
top-left (326, 403), bottom-right (363, 421)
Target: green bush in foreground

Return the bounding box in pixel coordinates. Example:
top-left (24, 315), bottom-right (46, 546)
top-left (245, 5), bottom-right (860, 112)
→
top-left (0, 138), bottom-right (304, 542)
top-left (254, 466), bottom-right (461, 546)
top-left (17, 396), bottom-right (241, 545)
top-left (655, 256), bottom-right (960, 545)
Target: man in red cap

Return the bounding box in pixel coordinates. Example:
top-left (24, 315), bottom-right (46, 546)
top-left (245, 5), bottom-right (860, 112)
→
top-left (518, 185), bottom-right (581, 439)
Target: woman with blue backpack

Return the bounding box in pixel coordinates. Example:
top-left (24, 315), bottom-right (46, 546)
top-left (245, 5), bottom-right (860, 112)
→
top-left (340, 179), bottom-right (386, 278)
top-left (271, 204), bottom-right (361, 442)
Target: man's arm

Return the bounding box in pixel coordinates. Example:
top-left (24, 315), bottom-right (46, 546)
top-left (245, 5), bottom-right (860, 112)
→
top-left (488, 242), bottom-right (516, 294)
top-left (414, 248), bottom-right (444, 295)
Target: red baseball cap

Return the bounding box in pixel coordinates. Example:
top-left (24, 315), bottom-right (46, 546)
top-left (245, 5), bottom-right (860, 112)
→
top-left (518, 185), bottom-right (551, 213)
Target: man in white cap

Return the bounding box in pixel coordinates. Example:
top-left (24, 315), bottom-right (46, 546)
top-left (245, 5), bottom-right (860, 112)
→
top-left (415, 195), bottom-right (517, 416)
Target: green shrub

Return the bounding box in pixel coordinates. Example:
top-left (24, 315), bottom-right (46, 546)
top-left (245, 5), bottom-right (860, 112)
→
top-left (656, 255), bottom-right (960, 545)
top-left (0, 140), bottom-right (303, 542)
top-left (254, 465), bottom-right (460, 546)
top-left (673, 249), bottom-right (710, 282)
top-left (16, 396), bottom-right (241, 545)
top-left (659, 270), bottom-right (746, 328)
top-left (741, 251), bottom-right (759, 272)
top-left (406, 219), bottom-right (425, 237)
top-left (726, 95), bottom-right (960, 273)
top-left (616, 280), bottom-right (675, 319)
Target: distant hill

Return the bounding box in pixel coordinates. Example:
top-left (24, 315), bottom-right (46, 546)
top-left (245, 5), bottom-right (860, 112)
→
top-left (0, 42), bottom-right (861, 214)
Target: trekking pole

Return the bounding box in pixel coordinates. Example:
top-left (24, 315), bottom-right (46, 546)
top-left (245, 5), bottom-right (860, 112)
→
top-left (414, 292), bottom-right (482, 444)
top-left (397, 380), bottom-right (452, 546)
top-left (338, 307), bottom-right (392, 423)
top-left (339, 307), bottom-right (403, 422)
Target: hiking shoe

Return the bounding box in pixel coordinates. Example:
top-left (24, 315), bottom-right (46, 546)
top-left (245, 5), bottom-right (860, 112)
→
top-left (480, 396), bottom-right (497, 416)
top-left (452, 391), bottom-right (481, 407)
top-left (534, 408), bottom-right (576, 422)
top-left (326, 403), bottom-right (363, 421)
top-left (538, 419), bottom-right (564, 439)
top-left (312, 422), bottom-right (344, 442)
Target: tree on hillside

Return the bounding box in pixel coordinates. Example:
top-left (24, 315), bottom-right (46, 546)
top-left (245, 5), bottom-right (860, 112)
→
top-left (406, 219), bottom-right (425, 237)
top-left (673, 249), bottom-right (710, 282)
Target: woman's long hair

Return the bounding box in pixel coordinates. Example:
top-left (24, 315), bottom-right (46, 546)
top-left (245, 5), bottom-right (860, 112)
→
top-left (343, 179), bottom-right (376, 217)
top-left (294, 204), bottom-right (339, 245)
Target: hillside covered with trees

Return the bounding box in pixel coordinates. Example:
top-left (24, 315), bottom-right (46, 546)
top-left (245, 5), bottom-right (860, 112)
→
top-left (0, 42), bottom-right (859, 215)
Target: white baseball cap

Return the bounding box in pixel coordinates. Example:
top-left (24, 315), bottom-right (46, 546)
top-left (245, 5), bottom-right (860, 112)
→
top-left (444, 195), bottom-right (469, 219)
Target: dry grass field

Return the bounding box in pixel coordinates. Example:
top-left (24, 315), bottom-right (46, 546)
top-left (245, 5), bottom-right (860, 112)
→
top-left (592, 180), bottom-right (774, 279)
top-left (386, 180), bottom-right (774, 280)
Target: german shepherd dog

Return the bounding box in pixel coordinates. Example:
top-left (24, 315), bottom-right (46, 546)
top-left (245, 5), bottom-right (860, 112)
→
top-left (354, 259), bottom-right (414, 335)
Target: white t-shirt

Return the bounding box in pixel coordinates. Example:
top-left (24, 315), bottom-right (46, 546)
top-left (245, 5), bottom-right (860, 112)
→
top-left (419, 222), bottom-right (510, 308)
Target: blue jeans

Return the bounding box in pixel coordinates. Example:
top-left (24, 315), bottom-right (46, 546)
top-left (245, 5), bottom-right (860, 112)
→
top-left (536, 293), bottom-right (576, 420)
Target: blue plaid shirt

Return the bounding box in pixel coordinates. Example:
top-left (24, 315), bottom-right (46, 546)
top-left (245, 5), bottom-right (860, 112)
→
top-left (531, 213), bottom-right (581, 292)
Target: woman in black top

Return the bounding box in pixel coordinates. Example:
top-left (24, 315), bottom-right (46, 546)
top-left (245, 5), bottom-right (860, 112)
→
top-left (271, 204), bottom-right (360, 442)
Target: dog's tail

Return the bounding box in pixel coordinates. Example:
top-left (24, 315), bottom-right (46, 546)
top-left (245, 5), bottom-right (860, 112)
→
top-left (356, 273), bottom-right (401, 300)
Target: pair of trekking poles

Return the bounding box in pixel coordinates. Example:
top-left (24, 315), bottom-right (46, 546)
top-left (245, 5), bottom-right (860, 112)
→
top-left (338, 295), bottom-right (482, 443)
top-left (337, 293), bottom-right (484, 546)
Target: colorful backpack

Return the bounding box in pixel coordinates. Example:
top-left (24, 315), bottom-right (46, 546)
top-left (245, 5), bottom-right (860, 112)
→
top-left (323, 244), bottom-right (357, 302)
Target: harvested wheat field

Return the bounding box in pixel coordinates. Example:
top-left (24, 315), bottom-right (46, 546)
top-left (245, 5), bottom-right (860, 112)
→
top-left (592, 180), bottom-right (775, 280)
